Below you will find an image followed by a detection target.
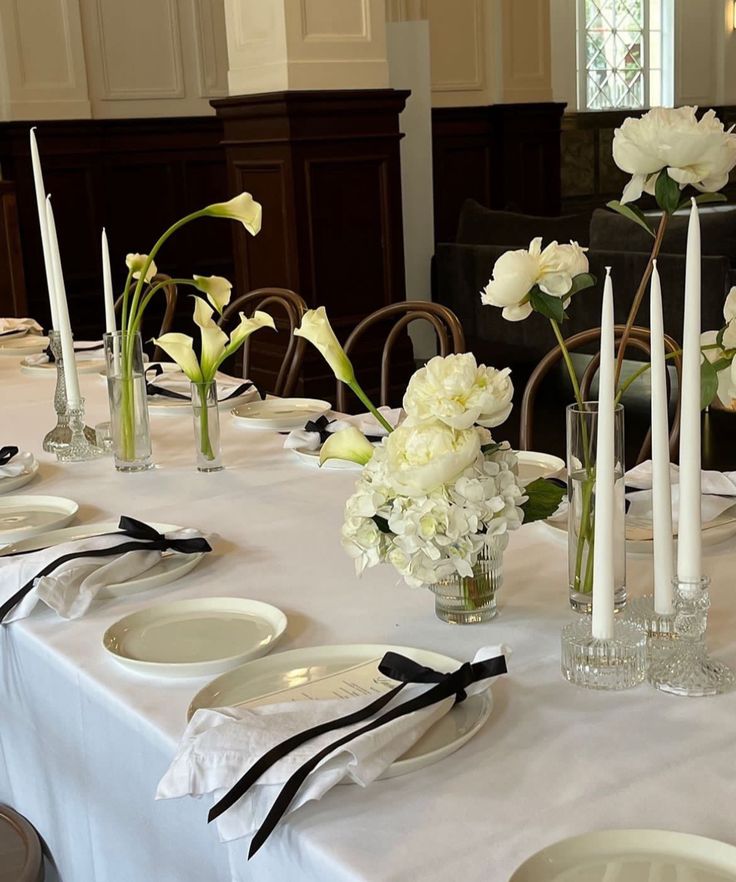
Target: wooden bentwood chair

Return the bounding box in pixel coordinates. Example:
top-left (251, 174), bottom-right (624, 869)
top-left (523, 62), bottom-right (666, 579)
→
top-left (218, 288), bottom-right (307, 397)
top-left (114, 273), bottom-right (178, 363)
top-left (336, 301), bottom-right (466, 412)
top-left (520, 324), bottom-right (682, 466)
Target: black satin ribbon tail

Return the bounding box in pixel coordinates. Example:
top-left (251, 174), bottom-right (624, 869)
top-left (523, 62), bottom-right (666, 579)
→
top-left (0, 446), bottom-right (19, 466)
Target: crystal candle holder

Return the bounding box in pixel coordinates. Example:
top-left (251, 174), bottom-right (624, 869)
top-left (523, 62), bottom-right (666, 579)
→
top-left (623, 594), bottom-right (677, 667)
top-left (56, 398), bottom-right (105, 462)
top-left (42, 330), bottom-right (96, 452)
top-left (561, 617), bottom-right (647, 690)
top-left (647, 577), bottom-right (735, 696)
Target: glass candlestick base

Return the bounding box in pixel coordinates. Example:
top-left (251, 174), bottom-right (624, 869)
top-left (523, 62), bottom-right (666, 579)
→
top-left (648, 577), bottom-right (735, 697)
top-left (42, 331), bottom-right (96, 452)
top-left (56, 400), bottom-right (105, 462)
top-left (561, 617), bottom-right (647, 690)
top-left (623, 594), bottom-right (677, 667)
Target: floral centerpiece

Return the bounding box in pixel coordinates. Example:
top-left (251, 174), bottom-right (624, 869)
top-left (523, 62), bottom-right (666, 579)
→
top-left (479, 105), bottom-right (736, 609)
top-left (293, 309), bottom-right (564, 623)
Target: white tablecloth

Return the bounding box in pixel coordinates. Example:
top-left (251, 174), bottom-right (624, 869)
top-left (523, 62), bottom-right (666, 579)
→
top-left (2, 358), bottom-right (736, 882)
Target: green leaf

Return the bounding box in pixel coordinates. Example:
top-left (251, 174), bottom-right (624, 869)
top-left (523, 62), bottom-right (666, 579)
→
top-left (606, 200), bottom-right (656, 237)
top-left (655, 169), bottom-right (682, 215)
top-left (530, 287), bottom-right (565, 323)
top-left (481, 442), bottom-right (502, 456)
top-left (567, 272), bottom-right (597, 295)
top-left (373, 515), bottom-right (391, 534)
top-left (701, 358), bottom-right (719, 410)
top-left (675, 192), bottom-right (728, 213)
top-left (711, 356), bottom-right (732, 374)
top-left (521, 478), bottom-right (566, 525)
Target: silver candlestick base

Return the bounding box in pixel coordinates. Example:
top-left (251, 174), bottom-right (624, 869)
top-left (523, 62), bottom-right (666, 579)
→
top-left (56, 399), bottom-right (105, 462)
top-left (561, 616), bottom-right (647, 690)
top-left (623, 594), bottom-right (677, 667)
top-left (648, 577), bottom-right (735, 697)
top-left (42, 331), bottom-right (96, 452)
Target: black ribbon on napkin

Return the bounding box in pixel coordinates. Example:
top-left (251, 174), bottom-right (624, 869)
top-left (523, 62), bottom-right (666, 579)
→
top-left (207, 651), bottom-right (507, 858)
top-left (0, 516), bottom-right (211, 624)
top-left (144, 364), bottom-right (254, 402)
top-left (0, 446), bottom-right (18, 466)
top-left (284, 415), bottom-right (384, 443)
top-left (43, 341), bottom-right (104, 363)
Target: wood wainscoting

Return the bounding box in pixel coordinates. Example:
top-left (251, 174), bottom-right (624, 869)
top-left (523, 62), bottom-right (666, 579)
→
top-left (0, 181), bottom-right (27, 317)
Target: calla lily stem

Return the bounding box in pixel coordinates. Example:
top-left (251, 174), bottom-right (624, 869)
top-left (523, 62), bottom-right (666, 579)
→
top-left (348, 380), bottom-right (395, 433)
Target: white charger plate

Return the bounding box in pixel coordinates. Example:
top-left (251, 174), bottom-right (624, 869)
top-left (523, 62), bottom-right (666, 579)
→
top-left (103, 597), bottom-right (287, 678)
top-left (291, 447), bottom-right (363, 471)
top-left (0, 460), bottom-right (40, 495)
top-left (0, 521), bottom-right (205, 594)
top-left (0, 495), bottom-right (78, 543)
top-left (0, 335), bottom-right (48, 356)
top-left (231, 398), bottom-right (331, 430)
top-left (189, 643), bottom-right (493, 779)
top-left (21, 357), bottom-right (105, 376)
top-left (510, 829), bottom-right (736, 881)
top-left (516, 451), bottom-right (565, 485)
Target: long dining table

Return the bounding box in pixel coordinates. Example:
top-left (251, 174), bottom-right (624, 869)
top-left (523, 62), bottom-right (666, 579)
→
top-left (2, 352), bottom-right (736, 882)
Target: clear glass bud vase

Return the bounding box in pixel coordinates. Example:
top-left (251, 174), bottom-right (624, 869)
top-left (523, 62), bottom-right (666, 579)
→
top-left (104, 331), bottom-right (153, 472)
top-left (191, 380), bottom-right (223, 472)
top-left (566, 402), bottom-right (626, 613)
top-left (428, 537), bottom-right (505, 624)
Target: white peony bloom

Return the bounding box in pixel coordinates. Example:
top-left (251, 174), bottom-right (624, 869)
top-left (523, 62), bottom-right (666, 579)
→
top-left (403, 353), bottom-right (513, 430)
top-left (613, 106), bottom-right (736, 204)
top-left (481, 238), bottom-right (589, 322)
top-left (701, 287), bottom-right (736, 409)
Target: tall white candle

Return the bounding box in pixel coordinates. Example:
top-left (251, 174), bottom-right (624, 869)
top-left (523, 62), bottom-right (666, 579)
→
top-left (677, 200), bottom-right (702, 582)
top-left (45, 197), bottom-right (81, 408)
top-left (650, 261), bottom-right (675, 614)
top-left (102, 228), bottom-right (116, 334)
top-left (29, 128), bottom-right (59, 331)
top-left (592, 268), bottom-right (616, 640)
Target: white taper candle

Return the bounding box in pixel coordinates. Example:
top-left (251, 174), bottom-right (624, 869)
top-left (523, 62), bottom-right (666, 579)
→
top-left (45, 196), bottom-right (81, 408)
top-left (29, 127), bottom-right (59, 331)
top-left (592, 268), bottom-right (616, 640)
top-left (677, 200), bottom-right (702, 582)
top-left (650, 260), bottom-right (675, 614)
top-left (102, 228), bottom-right (116, 334)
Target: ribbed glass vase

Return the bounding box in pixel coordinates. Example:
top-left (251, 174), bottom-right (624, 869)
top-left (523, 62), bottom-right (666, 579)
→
top-left (427, 537), bottom-right (504, 625)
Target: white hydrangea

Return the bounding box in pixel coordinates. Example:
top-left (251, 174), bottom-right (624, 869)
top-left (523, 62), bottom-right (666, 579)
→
top-left (341, 441), bottom-right (525, 587)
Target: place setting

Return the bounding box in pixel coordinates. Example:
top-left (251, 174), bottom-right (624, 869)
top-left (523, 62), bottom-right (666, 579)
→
top-left (0, 446), bottom-right (40, 494)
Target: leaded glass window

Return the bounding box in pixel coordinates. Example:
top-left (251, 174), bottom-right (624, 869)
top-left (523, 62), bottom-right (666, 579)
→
top-left (577, 0), bottom-right (673, 111)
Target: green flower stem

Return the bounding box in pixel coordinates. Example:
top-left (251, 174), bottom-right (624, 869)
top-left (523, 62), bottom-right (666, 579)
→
top-left (119, 268), bottom-right (135, 335)
top-left (550, 319), bottom-right (585, 411)
top-left (348, 379), bottom-right (395, 433)
top-left (614, 343), bottom-right (724, 405)
top-left (128, 278), bottom-right (201, 338)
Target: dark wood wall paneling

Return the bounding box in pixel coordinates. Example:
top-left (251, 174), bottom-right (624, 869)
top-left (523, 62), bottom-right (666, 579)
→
top-left (0, 118), bottom-right (232, 339)
top-left (0, 181), bottom-right (27, 316)
top-left (431, 102), bottom-right (567, 243)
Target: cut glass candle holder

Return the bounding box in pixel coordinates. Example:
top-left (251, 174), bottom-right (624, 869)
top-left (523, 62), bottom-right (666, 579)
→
top-left (42, 330), bottom-right (96, 453)
top-left (56, 399), bottom-right (105, 462)
top-left (623, 594), bottom-right (677, 667)
top-left (647, 577), bottom-right (735, 697)
top-left (561, 616), bottom-right (647, 690)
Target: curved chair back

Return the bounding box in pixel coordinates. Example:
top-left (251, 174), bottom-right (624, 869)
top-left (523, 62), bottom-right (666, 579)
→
top-left (337, 301), bottom-right (466, 411)
top-left (218, 288), bottom-right (307, 397)
top-left (520, 324), bottom-right (682, 465)
top-left (114, 273), bottom-right (178, 362)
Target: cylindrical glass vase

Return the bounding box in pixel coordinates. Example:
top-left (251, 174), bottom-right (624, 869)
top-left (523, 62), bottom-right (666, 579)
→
top-left (428, 537), bottom-right (505, 624)
top-left (566, 402), bottom-right (626, 614)
top-left (191, 380), bottom-right (223, 472)
top-left (104, 331), bottom-right (153, 472)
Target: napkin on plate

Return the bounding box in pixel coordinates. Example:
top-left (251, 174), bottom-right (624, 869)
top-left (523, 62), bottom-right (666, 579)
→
top-left (145, 365), bottom-right (259, 403)
top-left (0, 519), bottom-right (210, 623)
top-left (0, 317), bottom-right (43, 336)
top-left (23, 341), bottom-right (104, 366)
top-left (0, 449), bottom-right (35, 479)
top-left (283, 407), bottom-right (403, 452)
top-left (157, 645), bottom-right (504, 848)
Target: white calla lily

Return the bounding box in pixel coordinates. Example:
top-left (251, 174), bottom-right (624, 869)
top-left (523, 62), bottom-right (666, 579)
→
top-left (193, 297), bottom-right (229, 377)
top-left (126, 253), bottom-right (157, 282)
top-left (193, 275), bottom-right (232, 314)
top-left (205, 193), bottom-right (262, 236)
top-left (151, 332), bottom-right (203, 382)
top-left (228, 310), bottom-right (276, 351)
top-left (294, 307), bottom-right (355, 384)
top-left (320, 427), bottom-right (375, 467)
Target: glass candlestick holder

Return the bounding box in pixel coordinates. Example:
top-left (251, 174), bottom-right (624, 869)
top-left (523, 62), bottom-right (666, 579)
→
top-left (56, 398), bottom-right (105, 462)
top-left (623, 594), bottom-right (677, 667)
top-left (42, 330), bottom-right (96, 452)
top-left (561, 616), bottom-right (647, 690)
top-left (647, 577), bottom-right (735, 696)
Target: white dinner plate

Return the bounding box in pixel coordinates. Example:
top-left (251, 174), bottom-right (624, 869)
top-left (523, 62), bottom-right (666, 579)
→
top-left (231, 398), bottom-right (332, 430)
top-left (189, 643), bottom-right (493, 779)
top-left (0, 460), bottom-right (40, 494)
top-left (509, 829), bottom-right (736, 881)
top-left (0, 335), bottom-right (48, 356)
top-left (21, 356), bottom-right (105, 376)
top-left (515, 451), bottom-right (565, 485)
top-left (291, 447), bottom-right (363, 471)
top-left (0, 495), bottom-right (78, 544)
top-left (103, 597), bottom-right (287, 678)
top-left (0, 521), bottom-right (206, 595)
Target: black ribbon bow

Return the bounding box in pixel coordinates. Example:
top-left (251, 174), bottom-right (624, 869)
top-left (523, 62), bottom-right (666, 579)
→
top-left (43, 341), bottom-right (104, 363)
top-left (0, 515), bottom-right (211, 624)
top-left (207, 651), bottom-right (507, 858)
top-left (0, 446), bottom-right (18, 466)
top-left (144, 364), bottom-right (254, 402)
top-left (299, 415), bottom-right (383, 445)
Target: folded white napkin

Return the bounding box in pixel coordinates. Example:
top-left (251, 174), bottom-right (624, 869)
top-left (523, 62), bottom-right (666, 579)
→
top-left (147, 367), bottom-right (258, 403)
top-left (23, 341), bottom-right (103, 366)
top-left (0, 451), bottom-right (35, 479)
top-left (157, 645), bottom-right (503, 845)
top-left (0, 317), bottom-right (43, 335)
top-left (283, 407), bottom-right (403, 452)
top-left (0, 527), bottom-right (205, 622)
top-left (626, 460), bottom-right (736, 495)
